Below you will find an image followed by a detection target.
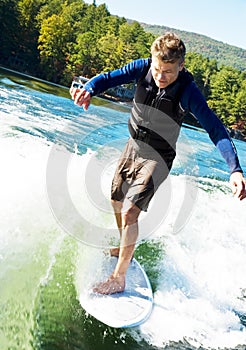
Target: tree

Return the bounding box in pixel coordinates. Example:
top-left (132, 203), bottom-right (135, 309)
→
top-left (233, 77), bottom-right (246, 133)
top-left (0, 0), bottom-right (22, 65)
top-left (17, 0), bottom-right (45, 73)
top-left (208, 66), bottom-right (245, 127)
top-left (97, 33), bottom-right (121, 71)
top-left (38, 0), bottom-right (87, 83)
top-left (185, 52), bottom-right (217, 98)
top-left (118, 21), bottom-right (154, 60)
top-left (71, 31), bottom-right (99, 77)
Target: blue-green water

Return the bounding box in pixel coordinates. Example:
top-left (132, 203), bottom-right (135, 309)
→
top-left (1, 67), bottom-right (246, 350)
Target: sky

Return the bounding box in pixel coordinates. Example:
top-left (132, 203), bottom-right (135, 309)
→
top-left (86, 0), bottom-right (246, 50)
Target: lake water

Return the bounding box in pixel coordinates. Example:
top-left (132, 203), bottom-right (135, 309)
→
top-left (1, 67), bottom-right (246, 350)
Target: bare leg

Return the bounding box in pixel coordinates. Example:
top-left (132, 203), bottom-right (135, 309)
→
top-left (110, 200), bottom-right (123, 257)
top-left (93, 202), bottom-right (141, 294)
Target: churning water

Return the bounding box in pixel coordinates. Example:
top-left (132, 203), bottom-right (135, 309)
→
top-left (0, 67), bottom-right (246, 350)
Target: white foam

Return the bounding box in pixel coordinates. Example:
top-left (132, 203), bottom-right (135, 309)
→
top-left (132, 179), bottom-right (246, 349)
top-left (1, 78), bottom-right (246, 349)
top-left (0, 134), bottom-right (63, 266)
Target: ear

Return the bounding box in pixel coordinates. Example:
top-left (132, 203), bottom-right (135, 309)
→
top-left (179, 61), bottom-right (185, 71)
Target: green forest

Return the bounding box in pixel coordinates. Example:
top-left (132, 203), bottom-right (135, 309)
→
top-left (141, 23), bottom-right (246, 72)
top-left (0, 0), bottom-right (246, 137)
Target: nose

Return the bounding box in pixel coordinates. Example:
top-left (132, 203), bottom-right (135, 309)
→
top-left (157, 71), bottom-right (166, 80)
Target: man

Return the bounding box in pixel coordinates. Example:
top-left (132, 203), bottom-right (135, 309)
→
top-left (70, 32), bottom-right (246, 295)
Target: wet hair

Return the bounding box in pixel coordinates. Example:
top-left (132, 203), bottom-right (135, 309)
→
top-left (151, 32), bottom-right (186, 63)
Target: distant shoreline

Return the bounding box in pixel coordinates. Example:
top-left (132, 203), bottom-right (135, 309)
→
top-left (0, 65), bottom-right (67, 89)
top-left (1, 65), bottom-right (245, 142)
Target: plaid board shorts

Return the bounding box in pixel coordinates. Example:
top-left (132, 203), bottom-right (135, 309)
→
top-left (111, 138), bottom-right (174, 211)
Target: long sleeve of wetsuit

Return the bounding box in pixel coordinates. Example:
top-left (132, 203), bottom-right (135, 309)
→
top-left (83, 58), bottom-right (150, 96)
top-left (181, 81), bottom-right (242, 174)
top-left (84, 60), bottom-right (242, 175)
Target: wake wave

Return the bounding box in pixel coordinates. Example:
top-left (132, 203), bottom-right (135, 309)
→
top-left (1, 71), bottom-right (246, 349)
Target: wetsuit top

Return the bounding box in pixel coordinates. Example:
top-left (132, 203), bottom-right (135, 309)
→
top-left (83, 58), bottom-right (242, 174)
top-left (128, 64), bottom-right (194, 158)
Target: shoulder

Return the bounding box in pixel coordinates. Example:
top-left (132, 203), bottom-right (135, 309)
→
top-left (113, 58), bottom-right (151, 83)
top-left (124, 58), bottom-right (151, 76)
top-left (177, 69), bottom-right (195, 99)
top-left (179, 68), bottom-right (194, 85)
top-left (181, 77), bottom-right (207, 109)
top-left (128, 57), bottom-right (151, 68)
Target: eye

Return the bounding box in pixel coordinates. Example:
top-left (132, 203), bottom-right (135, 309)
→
top-left (151, 65), bottom-right (160, 72)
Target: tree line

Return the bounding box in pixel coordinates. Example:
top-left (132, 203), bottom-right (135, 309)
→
top-left (0, 0), bottom-right (245, 136)
top-left (142, 23), bottom-right (246, 72)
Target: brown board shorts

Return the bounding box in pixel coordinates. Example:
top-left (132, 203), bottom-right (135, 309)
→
top-left (111, 138), bottom-right (175, 211)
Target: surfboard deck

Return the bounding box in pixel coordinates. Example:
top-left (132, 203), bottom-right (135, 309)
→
top-left (79, 256), bottom-right (153, 328)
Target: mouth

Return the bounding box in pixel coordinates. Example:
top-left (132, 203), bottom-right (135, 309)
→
top-left (158, 81), bottom-right (167, 86)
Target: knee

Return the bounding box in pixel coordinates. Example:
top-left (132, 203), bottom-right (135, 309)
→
top-left (122, 205), bottom-right (141, 227)
top-left (111, 199), bottom-right (122, 213)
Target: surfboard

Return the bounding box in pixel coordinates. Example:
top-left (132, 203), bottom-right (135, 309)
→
top-left (79, 256), bottom-right (153, 328)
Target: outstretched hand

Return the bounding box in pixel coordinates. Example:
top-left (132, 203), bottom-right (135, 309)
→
top-left (69, 87), bottom-right (91, 111)
top-left (230, 171), bottom-right (246, 200)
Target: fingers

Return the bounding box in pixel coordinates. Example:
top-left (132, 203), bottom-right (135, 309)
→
top-left (69, 87), bottom-right (84, 104)
top-left (235, 183), bottom-right (245, 200)
top-left (69, 87), bottom-right (91, 110)
top-left (230, 172), bottom-right (246, 201)
top-left (238, 180), bottom-right (246, 200)
top-left (82, 99), bottom-right (90, 111)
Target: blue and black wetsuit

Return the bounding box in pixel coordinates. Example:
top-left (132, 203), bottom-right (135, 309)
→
top-left (83, 58), bottom-right (242, 175)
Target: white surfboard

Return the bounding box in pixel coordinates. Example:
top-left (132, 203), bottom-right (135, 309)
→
top-left (79, 256), bottom-right (153, 328)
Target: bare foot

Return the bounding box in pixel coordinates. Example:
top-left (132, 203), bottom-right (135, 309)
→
top-left (93, 274), bottom-right (125, 295)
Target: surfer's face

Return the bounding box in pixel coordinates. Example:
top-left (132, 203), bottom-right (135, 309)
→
top-left (151, 57), bottom-right (184, 89)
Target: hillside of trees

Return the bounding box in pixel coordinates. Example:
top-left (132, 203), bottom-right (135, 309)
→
top-left (0, 0), bottom-right (245, 138)
top-left (140, 23), bottom-right (246, 72)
